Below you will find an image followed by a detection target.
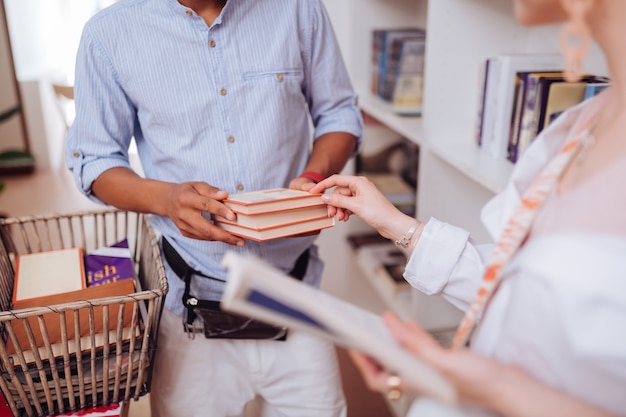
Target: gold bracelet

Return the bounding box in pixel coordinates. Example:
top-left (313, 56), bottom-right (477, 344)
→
top-left (394, 220), bottom-right (419, 249)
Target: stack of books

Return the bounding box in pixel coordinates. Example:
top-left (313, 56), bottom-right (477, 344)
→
top-left (214, 188), bottom-right (335, 241)
top-left (10, 241), bottom-right (138, 362)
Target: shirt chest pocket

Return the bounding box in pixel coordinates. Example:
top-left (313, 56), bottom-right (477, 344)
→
top-left (243, 68), bottom-right (303, 85)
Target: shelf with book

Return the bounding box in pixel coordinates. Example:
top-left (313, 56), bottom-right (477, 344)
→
top-left (357, 92), bottom-right (424, 146)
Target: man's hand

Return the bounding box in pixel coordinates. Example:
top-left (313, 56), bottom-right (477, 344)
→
top-left (164, 181), bottom-right (245, 246)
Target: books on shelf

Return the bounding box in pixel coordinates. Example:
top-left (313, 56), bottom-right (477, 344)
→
top-left (371, 27), bottom-right (426, 105)
top-left (363, 172), bottom-right (415, 214)
top-left (391, 37), bottom-right (426, 116)
top-left (220, 251), bottom-right (457, 404)
top-left (13, 247), bottom-right (86, 304)
top-left (513, 73), bottom-right (609, 163)
top-left (222, 188), bottom-right (324, 215)
top-left (478, 53), bottom-right (562, 160)
top-left (475, 53), bottom-right (610, 163)
top-left (347, 233), bottom-right (412, 319)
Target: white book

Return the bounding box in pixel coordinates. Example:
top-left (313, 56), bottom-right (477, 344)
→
top-left (484, 54), bottom-right (562, 160)
top-left (13, 247), bottom-right (86, 304)
top-left (221, 251), bottom-right (457, 404)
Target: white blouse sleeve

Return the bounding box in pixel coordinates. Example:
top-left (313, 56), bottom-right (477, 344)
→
top-left (403, 217), bottom-right (493, 311)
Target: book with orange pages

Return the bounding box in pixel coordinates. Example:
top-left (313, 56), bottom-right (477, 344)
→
top-left (223, 188), bottom-right (324, 215)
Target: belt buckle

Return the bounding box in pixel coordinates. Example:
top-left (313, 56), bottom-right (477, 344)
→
top-left (182, 318), bottom-right (202, 340)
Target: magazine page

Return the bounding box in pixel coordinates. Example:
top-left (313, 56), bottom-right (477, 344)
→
top-left (221, 252), bottom-right (457, 404)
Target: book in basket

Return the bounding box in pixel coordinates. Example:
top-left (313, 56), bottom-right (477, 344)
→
top-left (220, 251), bottom-right (457, 404)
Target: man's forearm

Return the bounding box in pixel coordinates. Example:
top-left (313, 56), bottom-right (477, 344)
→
top-left (304, 132), bottom-right (358, 178)
top-left (91, 167), bottom-right (174, 216)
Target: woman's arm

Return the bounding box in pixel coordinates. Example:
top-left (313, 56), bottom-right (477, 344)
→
top-left (352, 312), bottom-right (619, 417)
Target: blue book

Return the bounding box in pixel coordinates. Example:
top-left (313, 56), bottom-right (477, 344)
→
top-left (584, 81), bottom-right (610, 100)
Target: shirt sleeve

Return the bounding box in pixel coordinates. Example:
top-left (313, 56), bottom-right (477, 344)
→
top-left (404, 217), bottom-right (494, 312)
top-left (300, 0), bottom-right (363, 150)
top-left (65, 27), bottom-right (136, 203)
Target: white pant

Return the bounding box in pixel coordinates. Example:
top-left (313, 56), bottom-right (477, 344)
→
top-left (150, 309), bottom-right (347, 417)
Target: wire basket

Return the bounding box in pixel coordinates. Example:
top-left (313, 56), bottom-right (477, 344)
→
top-left (0, 209), bottom-right (168, 416)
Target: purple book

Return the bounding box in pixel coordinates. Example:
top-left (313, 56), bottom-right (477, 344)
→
top-left (85, 239), bottom-right (135, 287)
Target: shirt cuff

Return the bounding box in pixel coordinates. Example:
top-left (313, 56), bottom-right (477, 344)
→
top-left (404, 217), bottom-right (470, 295)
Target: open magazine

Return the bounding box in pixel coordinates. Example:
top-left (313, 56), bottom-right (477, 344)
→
top-left (221, 251), bottom-right (457, 404)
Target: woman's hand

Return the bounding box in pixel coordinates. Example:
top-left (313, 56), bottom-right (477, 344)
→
top-left (309, 174), bottom-right (418, 242)
top-left (351, 312), bottom-right (620, 417)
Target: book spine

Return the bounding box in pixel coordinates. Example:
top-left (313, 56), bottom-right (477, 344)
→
top-left (480, 57), bottom-right (501, 156)
top-left (506, 74), bottom-right (523, 163)
top-left (475, 59), bottom-right (490, 146)
top-left (516, 74), bottom-right (542, 159)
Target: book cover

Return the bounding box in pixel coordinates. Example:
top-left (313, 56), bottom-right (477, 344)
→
top-left (516, 71), bottom-right (566, 162)
top-left (506, 73), bottom-right (524, 162)
top-left (220, 251), bottom-right (456, 404)
top-left (391, 37), bottom-right (426, 115)
top-left (215, 216), bottom-right (335, 241)
top-left (376, 28), bottom-right (426, 99)
top-left (9, 278), bottom-right (137, 356)
top-left (371, 29), bottom-right (384, 96)
top-left (223, 188), bottom-right (324, 215)
top-left (85, 238), bottom-right (135, 287)
top-left (213, 204), bottom-right (329, 230)
top-left (478, 57), bottom-right (501, 153)
top-left (484, 54), bottom-right (562, 160)
top-left (541, 81), bottom-right (587, 131)
top-left (508, 71), bottom-right (561, 163)
top-left (13, 247), bottom-right (86, 304)
top-left (474, 59), bottom-right (491, 146)
top-left (584, 81), bottom-right (609, 100)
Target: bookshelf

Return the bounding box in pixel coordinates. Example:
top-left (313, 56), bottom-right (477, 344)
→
top-left (325, 0), bottom-right (607, 234)
top-left (321, 0), bottom-right (608, 269)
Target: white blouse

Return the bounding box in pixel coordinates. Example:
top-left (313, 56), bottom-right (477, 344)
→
top-left (405, 95), bottom-right (626, 416)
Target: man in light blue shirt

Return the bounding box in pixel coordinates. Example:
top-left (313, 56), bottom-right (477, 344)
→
top-left (66, 0), bottom-right (362, 416)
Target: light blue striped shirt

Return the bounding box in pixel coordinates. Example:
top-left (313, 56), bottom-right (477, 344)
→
top-left (66, 0), bottom-right (363, 315)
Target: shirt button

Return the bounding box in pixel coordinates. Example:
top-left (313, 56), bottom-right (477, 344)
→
top-left (220, 88), bottom-right (227, 96)
top-left (353, 96), bottom-right (359, 106)
top-left (227, 136), bottom-right (235, 143)
top-left (209, 40), bottom-right (216, 48)
top-left (236, 183), bottom-right (244, 191)
top-left (276, 73), bottom-right (284, 82)
top-left (72, 151), bottom-right (80, 158)
top-left (185, 10), bottom-right (192, 16)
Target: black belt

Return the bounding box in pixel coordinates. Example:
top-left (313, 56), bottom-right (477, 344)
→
top-left (161, 237), bottom-right (309, 339)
